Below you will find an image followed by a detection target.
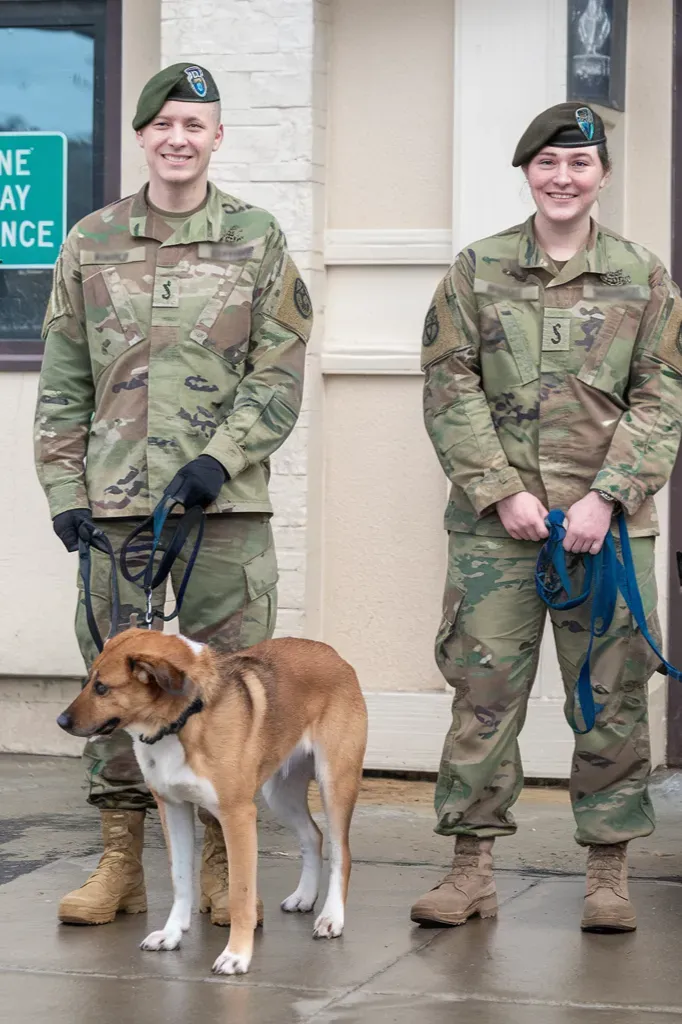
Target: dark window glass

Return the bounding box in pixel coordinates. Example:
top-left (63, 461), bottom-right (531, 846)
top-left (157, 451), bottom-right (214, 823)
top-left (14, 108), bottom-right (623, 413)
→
top-left (0, 27), bottom-right (94, 340)
top-left (0, 0), bottom-right (120, 369)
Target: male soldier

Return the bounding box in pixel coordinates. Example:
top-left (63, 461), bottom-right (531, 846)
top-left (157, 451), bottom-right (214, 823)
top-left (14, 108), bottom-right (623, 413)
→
top-left (34, 64), bottom-right (311, 926)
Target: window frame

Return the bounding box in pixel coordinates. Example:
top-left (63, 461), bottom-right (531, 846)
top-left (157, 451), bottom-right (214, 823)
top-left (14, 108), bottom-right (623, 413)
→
top-left (0, 0), bottom-right (121, 370)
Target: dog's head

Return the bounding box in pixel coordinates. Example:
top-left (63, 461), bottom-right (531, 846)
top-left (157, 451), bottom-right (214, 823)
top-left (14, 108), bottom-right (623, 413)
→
top-left (57, 629), bottom-right (200, 738)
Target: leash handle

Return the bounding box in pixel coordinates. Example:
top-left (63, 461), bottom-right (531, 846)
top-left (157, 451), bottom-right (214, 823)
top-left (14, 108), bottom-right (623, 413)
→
top-left (536, 510), bottom-right (608, 734)
top-left (119, 489), bottom-right (206, 627)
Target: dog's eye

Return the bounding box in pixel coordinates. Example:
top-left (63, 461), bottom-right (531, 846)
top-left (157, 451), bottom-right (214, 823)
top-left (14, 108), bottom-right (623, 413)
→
top-left (94, 681), bottom-right (109, 696)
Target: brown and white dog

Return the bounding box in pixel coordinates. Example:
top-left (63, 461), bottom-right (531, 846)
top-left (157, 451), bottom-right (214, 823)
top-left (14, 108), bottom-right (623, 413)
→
top-left (57, 628), bottom-right (368, 976)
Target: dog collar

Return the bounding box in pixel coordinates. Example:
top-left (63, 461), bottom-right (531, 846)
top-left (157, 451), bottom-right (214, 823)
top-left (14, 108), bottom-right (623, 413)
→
top-left (138, 697), bottom-right (204, 745)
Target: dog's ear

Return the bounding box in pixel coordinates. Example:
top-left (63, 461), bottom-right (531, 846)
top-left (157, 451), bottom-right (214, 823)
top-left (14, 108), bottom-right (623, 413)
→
top-left (127, 655), bottom-right (190, 697)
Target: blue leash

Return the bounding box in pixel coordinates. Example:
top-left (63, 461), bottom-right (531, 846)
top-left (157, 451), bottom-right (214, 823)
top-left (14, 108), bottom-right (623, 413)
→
top-left (535, 509), bottom-right (680, 734)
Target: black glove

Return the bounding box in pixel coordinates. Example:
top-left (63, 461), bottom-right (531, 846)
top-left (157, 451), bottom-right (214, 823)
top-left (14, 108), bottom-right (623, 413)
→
top-left (167, 455), bottom-right (228, 510)
top-left (53, 508), bottom-right (96, 552)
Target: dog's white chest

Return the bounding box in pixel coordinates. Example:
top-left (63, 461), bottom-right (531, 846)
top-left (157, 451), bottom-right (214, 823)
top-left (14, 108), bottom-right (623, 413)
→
top-left (132, 734), bottom-right (219, 814)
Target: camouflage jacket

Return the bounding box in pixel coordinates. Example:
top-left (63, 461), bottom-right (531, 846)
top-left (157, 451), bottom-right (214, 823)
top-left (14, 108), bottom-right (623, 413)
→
top-left (34, 183), bottom-right (311, 519)
top-left (422, 218), bottom-right (682, 537)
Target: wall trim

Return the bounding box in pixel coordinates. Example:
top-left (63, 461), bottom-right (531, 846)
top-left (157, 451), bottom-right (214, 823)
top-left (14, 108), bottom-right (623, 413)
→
top-left (325, 228), bottom-right (453, 265)
top-left (321, 351), bottom-right (422, 374)
top-left (364, 685), bottom-right (666, 777)
top-left (364, 693), bottom-right (573, 778)
top-left (0, 678), bottom-right (665, 773)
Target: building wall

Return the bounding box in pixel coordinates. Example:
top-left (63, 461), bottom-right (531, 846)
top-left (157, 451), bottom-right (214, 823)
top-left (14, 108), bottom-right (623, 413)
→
top-left (0, 0), bottom-right (676, 769)
top-left (318, 0), bottom-right (676, 774)
top-left (623, 0), bottom-right (675, 760)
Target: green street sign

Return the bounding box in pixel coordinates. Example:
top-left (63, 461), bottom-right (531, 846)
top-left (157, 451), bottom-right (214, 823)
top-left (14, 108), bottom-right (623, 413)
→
top-left (0, 132), bottom-right (67, 269)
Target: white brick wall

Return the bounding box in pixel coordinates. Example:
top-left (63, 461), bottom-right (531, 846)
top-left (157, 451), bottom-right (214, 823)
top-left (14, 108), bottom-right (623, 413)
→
top-left (161, 0), bottom-right (328, 637)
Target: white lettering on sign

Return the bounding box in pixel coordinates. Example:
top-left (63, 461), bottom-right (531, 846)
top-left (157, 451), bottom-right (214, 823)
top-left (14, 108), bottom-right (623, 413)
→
top-left (0, 148), bottom-right (32, 176)
top-left (16, 184), bottom-right (30, 209)
top-left (19, 221), bottom-right (35, 246)
top-left (0, 183), bottom-right (31, 211)
top-left (1, 220), bottom-right (55, 248)
top-left (38, 221), bottom-right (53, 247)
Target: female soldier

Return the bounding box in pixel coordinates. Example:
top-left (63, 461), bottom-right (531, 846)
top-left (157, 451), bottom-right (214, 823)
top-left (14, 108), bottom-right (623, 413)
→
top-left (411, 102), bottom-right (682, 933)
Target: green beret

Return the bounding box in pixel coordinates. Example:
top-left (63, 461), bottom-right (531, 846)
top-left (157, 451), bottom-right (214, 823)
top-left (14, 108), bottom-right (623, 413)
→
top-left (133, 63), bottom-right (220, 131)
top-left (512, 102), bottom-right (606, 167)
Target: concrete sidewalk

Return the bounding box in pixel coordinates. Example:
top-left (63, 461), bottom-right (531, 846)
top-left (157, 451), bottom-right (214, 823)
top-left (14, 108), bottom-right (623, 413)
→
top-left (2, 754), bottom-right (682, 1022)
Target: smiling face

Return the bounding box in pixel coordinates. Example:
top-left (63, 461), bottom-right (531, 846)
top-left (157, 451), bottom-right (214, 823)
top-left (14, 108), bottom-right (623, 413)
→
top-left (525, 146), bottom-right (607, 227)
top-left (136, 99), bottom-right (223, 194)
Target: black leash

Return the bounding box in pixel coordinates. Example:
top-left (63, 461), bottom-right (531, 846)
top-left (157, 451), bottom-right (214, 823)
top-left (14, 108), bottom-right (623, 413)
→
top-left (78, 523), bottom-right (121, 654)
top-left (78, 488), bottom-right (205, 654)
top-left (119, 488), bottom-right (206, 628)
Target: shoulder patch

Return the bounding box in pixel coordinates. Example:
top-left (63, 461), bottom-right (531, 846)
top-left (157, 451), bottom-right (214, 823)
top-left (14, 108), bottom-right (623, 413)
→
top-left (656, 295), bottom-right (682, 373)
top-left (421, 278), bottom-right (466, 370)
top-left (262, 253), bottom-right (313, 343)
top-left (41, 252), bottom-right (72, 339)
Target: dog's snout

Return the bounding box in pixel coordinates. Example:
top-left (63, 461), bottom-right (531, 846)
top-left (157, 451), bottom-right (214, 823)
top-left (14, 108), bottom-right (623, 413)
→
top-left (57, 711), bottom-right (73, 732)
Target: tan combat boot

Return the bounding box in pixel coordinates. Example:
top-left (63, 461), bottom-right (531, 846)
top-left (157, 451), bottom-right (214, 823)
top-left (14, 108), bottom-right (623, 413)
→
top-left (410, 835), bottom-right (498, 926)
top-left (58, 810), bottom-right (147, 925)
top-left (198, 808), bottom-right (264, 927)
top-left (581, 842), bottom-right (636, 932)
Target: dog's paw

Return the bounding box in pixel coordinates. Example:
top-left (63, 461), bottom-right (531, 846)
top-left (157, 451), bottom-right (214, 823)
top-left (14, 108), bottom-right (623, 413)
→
top-left (313, 910), bottom-right (344, 939)
top-left (140, 928), bottom-right (182, 952)
top-left (281, 891), bottom-right (317, 914)
top-left (212, 948), bottom-right (251, 975)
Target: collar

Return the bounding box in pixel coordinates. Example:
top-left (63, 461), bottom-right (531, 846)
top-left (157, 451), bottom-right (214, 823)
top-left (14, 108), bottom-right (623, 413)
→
top-left (517, 215), bottom-right (613, 286)
top-left (129, 182), bottom-right (226, 245)
top-left (138, 697), bottom-right (204, 745)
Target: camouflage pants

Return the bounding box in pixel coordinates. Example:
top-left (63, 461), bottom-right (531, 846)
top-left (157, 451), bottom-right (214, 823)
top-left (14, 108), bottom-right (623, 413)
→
top-left (75, 513), bottom-right (277, 810)
top-left (434, 531), bottom-right (661, 846)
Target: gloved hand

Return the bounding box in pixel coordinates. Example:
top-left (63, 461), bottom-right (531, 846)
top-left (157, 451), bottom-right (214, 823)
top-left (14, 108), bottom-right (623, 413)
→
top-left (167, 454), bottom-right (228, 510)
top-left (53, 508), bottom-right (96, 552)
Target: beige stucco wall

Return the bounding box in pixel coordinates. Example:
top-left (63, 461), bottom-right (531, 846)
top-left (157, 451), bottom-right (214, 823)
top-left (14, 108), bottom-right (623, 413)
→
top-left (321, 375), bottom-right (446, 691)
top-left (120, 0), bottom-right (162, 197)
top-left (327, 0), bottom-right (454, 230)
top-left (320, 0), bottom-right (455, 695)
top-left (623, 0), bottom-right (674, 761)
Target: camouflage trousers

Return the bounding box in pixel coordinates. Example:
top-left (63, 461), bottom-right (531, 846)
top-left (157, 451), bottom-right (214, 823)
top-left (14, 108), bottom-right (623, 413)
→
top-left (434, 531), bottom-right (661, 846)
top-left (76, 513), bottom-right (277, 810)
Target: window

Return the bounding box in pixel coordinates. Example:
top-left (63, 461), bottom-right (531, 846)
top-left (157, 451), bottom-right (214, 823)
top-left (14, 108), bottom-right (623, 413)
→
top-left (0, 0), bottom-right (121, 369)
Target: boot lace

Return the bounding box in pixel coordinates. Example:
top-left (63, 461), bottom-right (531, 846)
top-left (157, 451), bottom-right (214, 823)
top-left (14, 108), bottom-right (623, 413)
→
top-left (588, 845), bottom-right (624, 889)
top-left (205, 828), bottom-right (229, 886)
top-left (441, 838), bottom-right (482, 887)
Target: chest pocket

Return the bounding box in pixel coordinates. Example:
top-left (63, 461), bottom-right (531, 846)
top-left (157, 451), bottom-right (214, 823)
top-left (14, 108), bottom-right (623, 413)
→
top-left (475, 279), bottom-right (540, 387)
top-left (573, 284), bottom-right (650, 395)
top-left (187, 242), bottom-right (258, 367)
top-left (80, 249), bottom-right (147, 368)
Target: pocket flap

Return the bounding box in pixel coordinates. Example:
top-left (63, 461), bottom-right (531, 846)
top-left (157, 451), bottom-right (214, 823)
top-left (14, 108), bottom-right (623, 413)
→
top-left (244, 545), bottom-right (279, 602)
top-left (441, 583), bottom-right (465, 626)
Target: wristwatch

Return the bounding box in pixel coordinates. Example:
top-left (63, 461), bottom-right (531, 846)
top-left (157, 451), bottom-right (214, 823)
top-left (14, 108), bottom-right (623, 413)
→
top-left (594, 489), bottom-right (619, 513)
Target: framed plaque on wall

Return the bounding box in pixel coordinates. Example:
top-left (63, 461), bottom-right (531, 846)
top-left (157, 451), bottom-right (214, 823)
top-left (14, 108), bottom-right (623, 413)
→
top-left (567, 0), bottom-right (628, 111)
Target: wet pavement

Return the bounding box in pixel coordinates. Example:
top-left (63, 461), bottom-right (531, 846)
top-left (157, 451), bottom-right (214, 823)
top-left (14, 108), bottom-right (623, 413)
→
top-left (2, 754), bottom-right (682, 1022)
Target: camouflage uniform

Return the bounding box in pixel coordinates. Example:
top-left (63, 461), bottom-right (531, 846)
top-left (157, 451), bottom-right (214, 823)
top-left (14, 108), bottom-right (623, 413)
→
top-left (423, 217), bottom-right (682, 845)
top-left (35, 183), bottom-right (311, 807)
